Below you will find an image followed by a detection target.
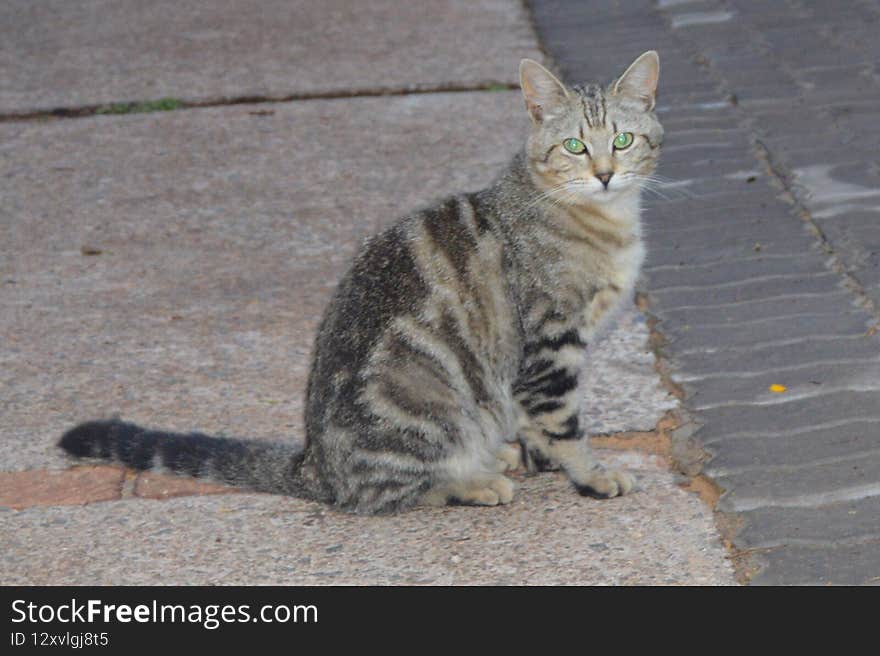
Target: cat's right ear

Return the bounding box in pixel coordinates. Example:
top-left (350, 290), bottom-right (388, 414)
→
top-left (613, 51), bottom-right (660, 111)
top-left (519, 59), bottom-right (569, 124)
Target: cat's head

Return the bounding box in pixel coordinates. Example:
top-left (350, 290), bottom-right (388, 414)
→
top-left (519, 52), bottom-right (663, 205)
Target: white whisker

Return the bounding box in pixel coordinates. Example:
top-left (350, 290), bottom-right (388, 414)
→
top-left (523, 179), bottom-right (588, 209)
top-left (627, 173), bottom-right (694, 199)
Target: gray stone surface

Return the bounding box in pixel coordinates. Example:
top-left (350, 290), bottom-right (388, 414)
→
top-left (698, 391), bottom-right (880, 442)
top-left (669, 334), bottom-right (880, 379)
top-left (648, 272), bottom-right (843, 309)
top-left (650, 290), bottom-right (858, 329)
top-left (0, 0), bottom-right (544, 114)
top-left (646, 255), bottom-right (831, 292)
top-left (750, 542), bottom-right (880, 586)
top-left (704, 420), bottom-right (880, 476)
top-left (648, 192), bottom-right (812, 231)
top-left (661, 312), bottom-right (871, 354)
top-left (656, 205), bottom-right (804, 235)
top-left (683, 360), bottom-right (880, 410)
top-left (530, 0), bottom-right (880, 584)
top-left (815, 210), bottom-right (880, 307)
top-left (646, 228), bottom-right (820, 268)
top-left (714, 451), bottom-right (880, 513)
top-left (737, 496), bottom-right (880, 548)
top-left (0, 451), bottom-right (735, 585)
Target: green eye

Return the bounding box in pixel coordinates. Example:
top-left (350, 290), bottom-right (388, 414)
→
top-left (613, 132), bottom-right (634, 150)
top-left (562, 138), bottom-right (587, 154)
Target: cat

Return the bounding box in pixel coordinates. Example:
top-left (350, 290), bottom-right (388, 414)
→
top-left (59, 52), bottom-right (663, 515)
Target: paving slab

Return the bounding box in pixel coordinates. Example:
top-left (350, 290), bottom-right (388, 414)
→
top-left (648, 272), bottom-right (844, 309)
top-left (652, 206), bottom-right (795, 235)
top-left (704, 420), bottom-right (880, 476)
top-left (0, 93), bottom-right (676, 474)
top-left (650, 290), bottom-right (859, 329)
top-left (737, 496), bottom-right (880, 548)
top-left (660, 311), bottom-right (870, 352)
top-left (714, 450), bottom-right (880, 513)
top-left (672, 328), bottom-right (872, 367)
top-left (682, 359), bottom-right (880, 410)
top-left (0, 451), bottom-right (735, 585)
top-left (698, 391), bottom-right (880, 443)
top-left (0, 0), bottom-right (544, 114)
top-left (646, 233), bottom-right (821, 269)
top-left (749, 542), bottom-right (880, 586)
top-left (647, 256), bottom-right (835, 293)
top-left (668, 335), bottom-right (880, 380)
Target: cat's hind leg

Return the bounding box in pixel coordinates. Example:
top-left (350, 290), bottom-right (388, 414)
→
top-left (421, 474), bottom-right (515, 507)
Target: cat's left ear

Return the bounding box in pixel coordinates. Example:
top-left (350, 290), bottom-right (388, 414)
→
top-left (613, 51), bottom-right (660, 111)
top-left (519, 59), bottom-right (570, 124)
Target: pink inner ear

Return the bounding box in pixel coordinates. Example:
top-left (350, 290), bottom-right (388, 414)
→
top-left (526, 100), bottom-right (543, 122)
top-left (615, 54), bottom-right (659, 107)
top-left (520, 60), bottom-right (568, 122)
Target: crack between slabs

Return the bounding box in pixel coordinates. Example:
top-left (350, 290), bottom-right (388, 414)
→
top-left (0, 82), bottom-right (520, 124)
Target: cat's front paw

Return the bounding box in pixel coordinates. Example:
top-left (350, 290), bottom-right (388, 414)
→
top-left (571, 468), bottom-right (635, 499)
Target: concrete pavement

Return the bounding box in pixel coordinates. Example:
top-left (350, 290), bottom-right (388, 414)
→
top-left (0, 0), bottom-right (735, 584)
top-left (0, 0), bottom-right (540, 113)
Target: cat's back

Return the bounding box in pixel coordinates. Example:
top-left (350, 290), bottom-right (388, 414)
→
top-left (305, 189), bottom-right (519, 441)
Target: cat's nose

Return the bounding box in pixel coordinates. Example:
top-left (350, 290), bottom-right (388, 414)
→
top-left (595, 171), bottom-right (614, 188)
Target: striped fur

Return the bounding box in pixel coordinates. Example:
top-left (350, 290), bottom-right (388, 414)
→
top-left (59, 53), bottom-right (663, 514)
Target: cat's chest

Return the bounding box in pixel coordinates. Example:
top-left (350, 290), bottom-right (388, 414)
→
top-left (607, 238), bottom-right (645, 291)
top-left (580, 238), bottom-right (644, 336)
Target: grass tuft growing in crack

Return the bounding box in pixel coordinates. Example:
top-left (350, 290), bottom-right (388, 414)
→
top-left (95, 97), bottom-right (183, 115)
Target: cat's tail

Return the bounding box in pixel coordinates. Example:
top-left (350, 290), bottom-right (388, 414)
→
top-left (58, 419), bottom-right (319, 499)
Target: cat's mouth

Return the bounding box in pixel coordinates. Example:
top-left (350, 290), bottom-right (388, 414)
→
top-left (535, 177), bottom-right (629, 208)
top-left (589, 188), bottom-right (621, 203)
top-left (583, 180), bottom-right (626, 202)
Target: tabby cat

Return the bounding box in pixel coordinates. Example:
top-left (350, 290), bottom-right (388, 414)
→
top-left (60, 52), bottom-right (663, 515)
